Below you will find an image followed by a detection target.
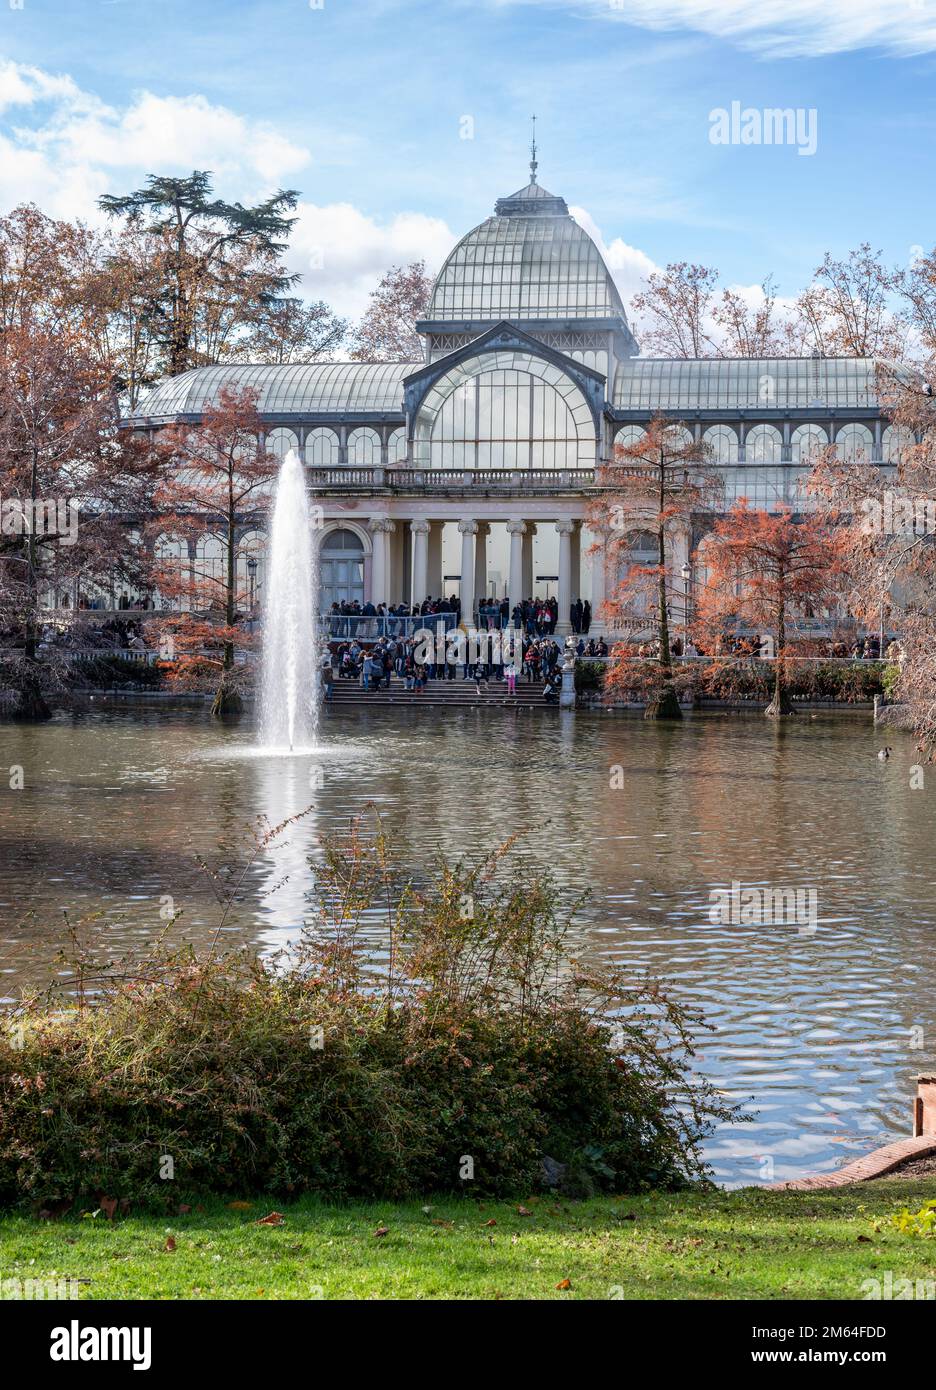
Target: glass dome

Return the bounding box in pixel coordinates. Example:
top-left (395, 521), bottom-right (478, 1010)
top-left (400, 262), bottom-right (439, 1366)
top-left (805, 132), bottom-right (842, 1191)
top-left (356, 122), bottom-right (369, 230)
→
top-left (426, 180), bottom-right (628, 324)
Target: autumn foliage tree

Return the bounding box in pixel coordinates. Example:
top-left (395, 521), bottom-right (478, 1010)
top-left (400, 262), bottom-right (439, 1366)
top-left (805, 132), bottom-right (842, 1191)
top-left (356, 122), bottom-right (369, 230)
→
top-left (349, 260), bottom-right (433, 362)
top-left (693, 503), bottom-right (846, 717)
top-left (0, 207), bottom-right (153, 718)
top-left (150, 386), bottom-right (276, 717)
top-left (588, 414), bottom-right (721, 718)
top-left (99, 172), bottom-right (303, 377)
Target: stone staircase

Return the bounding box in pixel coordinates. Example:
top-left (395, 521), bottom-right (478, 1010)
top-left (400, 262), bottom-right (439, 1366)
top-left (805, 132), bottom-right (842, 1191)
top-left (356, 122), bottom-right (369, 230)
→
top-left (324, 672), bottom-right (560, 709)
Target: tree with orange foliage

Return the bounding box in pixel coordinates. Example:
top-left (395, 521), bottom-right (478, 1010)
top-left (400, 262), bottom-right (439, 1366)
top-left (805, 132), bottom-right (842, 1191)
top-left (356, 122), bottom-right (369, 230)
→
top-left (151, 386), bottom-right (277, 718)
top-left (587, 413), bottom-right (721, 718)
top-left (693, 503), bottom-right (846, 717)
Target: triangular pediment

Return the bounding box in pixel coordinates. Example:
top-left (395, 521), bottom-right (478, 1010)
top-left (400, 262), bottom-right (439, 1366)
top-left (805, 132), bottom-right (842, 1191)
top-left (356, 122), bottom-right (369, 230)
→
top-left (403, 321), bottom-right (607, 391)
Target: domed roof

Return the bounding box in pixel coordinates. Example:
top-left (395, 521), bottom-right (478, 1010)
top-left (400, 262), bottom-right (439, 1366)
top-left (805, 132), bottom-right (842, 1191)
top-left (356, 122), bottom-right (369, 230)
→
top-left (426, 177), bottom-right (628, 325)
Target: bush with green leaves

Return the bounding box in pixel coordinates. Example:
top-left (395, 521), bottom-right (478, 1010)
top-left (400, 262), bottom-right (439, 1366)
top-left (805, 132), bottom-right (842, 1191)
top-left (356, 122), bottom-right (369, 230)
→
top-left (0, 814), bottom-right (739, 1209)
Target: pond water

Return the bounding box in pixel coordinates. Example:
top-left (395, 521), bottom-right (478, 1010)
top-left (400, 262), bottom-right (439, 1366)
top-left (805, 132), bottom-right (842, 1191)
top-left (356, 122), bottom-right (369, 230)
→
top-left (1, 702), bottom-right (933, 1187)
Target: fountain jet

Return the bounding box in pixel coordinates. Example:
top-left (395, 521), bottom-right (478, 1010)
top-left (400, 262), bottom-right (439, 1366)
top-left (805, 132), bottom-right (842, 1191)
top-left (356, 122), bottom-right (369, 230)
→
top-left (258, 449), bottom-right (319, 750)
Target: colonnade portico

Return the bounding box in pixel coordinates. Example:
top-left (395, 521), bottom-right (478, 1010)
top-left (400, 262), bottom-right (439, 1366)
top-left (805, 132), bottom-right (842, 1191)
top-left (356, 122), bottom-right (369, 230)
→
top-left (341, 503), bottom-right (607, 636)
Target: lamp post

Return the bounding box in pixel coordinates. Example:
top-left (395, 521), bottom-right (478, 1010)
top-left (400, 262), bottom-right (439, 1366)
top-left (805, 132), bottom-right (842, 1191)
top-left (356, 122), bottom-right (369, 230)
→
top-left (681, 561), bottom-right (692, 648)
top-left (247, 556), bottom-right (258, 635)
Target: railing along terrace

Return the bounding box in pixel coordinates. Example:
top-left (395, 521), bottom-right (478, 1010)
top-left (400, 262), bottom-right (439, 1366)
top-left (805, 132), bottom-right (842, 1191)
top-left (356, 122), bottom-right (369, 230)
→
top-left (0, 646), bottom-right (159, 665)
top-left (305, 466), bottom-right (599, 491)
top-left (319, 613), bottom-right (460, 641)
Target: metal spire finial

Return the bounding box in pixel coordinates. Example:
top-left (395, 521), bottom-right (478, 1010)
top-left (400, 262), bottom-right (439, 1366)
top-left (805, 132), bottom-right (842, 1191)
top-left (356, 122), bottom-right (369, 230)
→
top-left (529, 114), bottom-right (538, 184)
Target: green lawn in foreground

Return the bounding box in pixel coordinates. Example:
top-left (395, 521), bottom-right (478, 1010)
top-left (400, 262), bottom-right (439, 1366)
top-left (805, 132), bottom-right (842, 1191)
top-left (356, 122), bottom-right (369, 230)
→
top-left (2, 1180), bottom-right (935, 1300)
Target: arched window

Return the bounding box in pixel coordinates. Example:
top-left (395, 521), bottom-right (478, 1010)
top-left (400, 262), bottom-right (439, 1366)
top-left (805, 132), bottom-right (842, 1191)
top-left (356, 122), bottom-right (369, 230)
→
top-left (745, 424), bottom-right (782, 463)
top-left (621, 529), bottom-right (658, 616)
top-left (154, 534), bottom-right (189, 612)
top-left (703, 425), bottom-right (739, 463)
top-left (194, 534), bottom-right (225, 609)
top-left (615, 424), bottom-right (647, 450)
top-left (836, 423), bottom-right (873, 462)
top-left (347, 427), bottom-right (381, 466)
top-left (413, 350), bottom-right (596, 471)
top-left (237, 531), bottom-right (265, 612)
top-left (320, 527), bottom-right (366, 609)
top-left (304, 428), bottom-right (340, 467)
top-left (266, 428), bottom-right (298, 461)
top-left (882, 424), bottom-right (913, 464)
top-left (387, 427), bottom-right (407, 464)
top-left (667, 425), bottom-right (694, 450)
top-left (791, 424), bottom-right (828, 463)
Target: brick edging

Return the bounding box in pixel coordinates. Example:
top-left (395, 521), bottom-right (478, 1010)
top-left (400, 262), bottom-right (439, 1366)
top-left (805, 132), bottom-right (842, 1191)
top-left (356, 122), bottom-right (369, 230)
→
top-left (765, 1135), bottom-right (936, 1190)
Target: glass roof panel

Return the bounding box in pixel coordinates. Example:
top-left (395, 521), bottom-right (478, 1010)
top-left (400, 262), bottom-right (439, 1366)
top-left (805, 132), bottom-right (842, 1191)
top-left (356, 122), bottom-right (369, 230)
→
top-left (612, 358), bottom-right (895, 411)
top-left (131, 362), bottom-right (418, 421)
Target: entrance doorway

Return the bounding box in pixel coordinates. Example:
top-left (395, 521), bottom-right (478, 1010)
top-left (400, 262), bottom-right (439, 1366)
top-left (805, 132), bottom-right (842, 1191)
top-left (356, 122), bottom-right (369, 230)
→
top-left (319, 528), bottom-right (365, 609)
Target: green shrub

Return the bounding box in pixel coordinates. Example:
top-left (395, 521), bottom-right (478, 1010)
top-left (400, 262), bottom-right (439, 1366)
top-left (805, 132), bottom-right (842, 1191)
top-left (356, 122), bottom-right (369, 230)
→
top-left (882, 663), bottom-right (902, 701)
top-left (574, 660), bottom-right (605, 693)
top-left (74, 654), bottom-right (163, 689)
top-left (0, 816), bottom-right (738, 1208)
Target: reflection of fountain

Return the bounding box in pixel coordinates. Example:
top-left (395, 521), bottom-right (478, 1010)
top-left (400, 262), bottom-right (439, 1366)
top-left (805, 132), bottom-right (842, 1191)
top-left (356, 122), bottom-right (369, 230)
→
top-left (253, 754), bottom-right (319, 949)
top-left (259, 449), bottom-right (319, 750)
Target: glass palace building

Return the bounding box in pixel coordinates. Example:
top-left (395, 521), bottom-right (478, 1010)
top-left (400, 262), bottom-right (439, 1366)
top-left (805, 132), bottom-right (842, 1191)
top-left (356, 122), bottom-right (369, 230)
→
top-left (128, 171), bottom-right (902, 634)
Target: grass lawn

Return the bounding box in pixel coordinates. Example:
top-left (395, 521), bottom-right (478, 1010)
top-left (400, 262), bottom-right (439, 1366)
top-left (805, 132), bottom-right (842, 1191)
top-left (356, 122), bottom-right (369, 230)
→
top-left (1, 1178), bottom-right (936, 1300)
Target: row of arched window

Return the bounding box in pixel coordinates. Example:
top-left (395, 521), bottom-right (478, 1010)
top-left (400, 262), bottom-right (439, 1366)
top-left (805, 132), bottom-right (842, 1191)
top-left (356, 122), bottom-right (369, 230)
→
top-left (615, 422), bottom-right (913, 464)
top-left (267, 426), bottom-right (407, 466)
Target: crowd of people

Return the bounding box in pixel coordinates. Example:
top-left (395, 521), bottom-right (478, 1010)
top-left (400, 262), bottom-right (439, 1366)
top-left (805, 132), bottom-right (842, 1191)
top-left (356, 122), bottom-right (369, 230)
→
top-left (325, 594), bottom-right (593, 638)
top-left (324, 628), bottom-right (607, 701)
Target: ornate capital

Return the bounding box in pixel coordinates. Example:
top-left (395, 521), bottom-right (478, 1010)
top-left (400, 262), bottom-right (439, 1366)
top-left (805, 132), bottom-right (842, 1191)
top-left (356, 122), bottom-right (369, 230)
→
top-left (506, 519), bottom-right (527, 536)
top-left (457, 519), bottom-right (478, 536)
top-left (411, 519), bottom-right (431, 535)
top-left (368, 517), bottom-right (396, 534)
top-left (555, 519), bottom-right (578, 536)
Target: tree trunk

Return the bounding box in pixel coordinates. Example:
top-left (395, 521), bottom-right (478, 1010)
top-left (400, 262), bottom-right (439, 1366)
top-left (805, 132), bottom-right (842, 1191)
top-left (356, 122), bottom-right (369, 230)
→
top-left (211, 484), bottom-right (242, 721)
top-left (764, 595), bottom-right (794, 717)
top-left (211, 674), bottom-right (242, 719)
top-left (13, 445), bottom-right (52, 720)
top-left (10, 659), bottom-right (52, 723)
top-left (646, 472), bottom-right (682, 721)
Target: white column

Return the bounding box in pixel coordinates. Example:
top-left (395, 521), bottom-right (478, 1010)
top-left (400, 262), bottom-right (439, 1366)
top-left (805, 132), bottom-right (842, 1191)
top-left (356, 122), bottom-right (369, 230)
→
top-left (368, 518), bottom-right (394, 603)
top-left (427, 521), bottom-right (442, 598)
top-left (589, 525), bottom-right (608, 635)
top-left (507, 519), bottom-right (526, 610)
top-left (458, 519), bottom-right (477, 618)
top-left (556, 520), bottom-right (576, 634)
top-left (411, 519), bottom-right (430, 607)
top-left (521, 523), bottom-right (535, 598)
top-left (474, 522), bottom-right (490, 602)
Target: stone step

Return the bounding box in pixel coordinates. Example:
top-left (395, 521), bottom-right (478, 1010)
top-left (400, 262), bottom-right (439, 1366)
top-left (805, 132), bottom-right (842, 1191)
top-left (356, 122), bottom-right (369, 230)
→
top-left (326, 677), bottom-right (559, 709)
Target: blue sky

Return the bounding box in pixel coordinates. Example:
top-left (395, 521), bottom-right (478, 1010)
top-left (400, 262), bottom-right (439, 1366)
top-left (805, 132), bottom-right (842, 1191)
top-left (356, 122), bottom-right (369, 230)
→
top-left (1, 0), bottom-right (934, 321)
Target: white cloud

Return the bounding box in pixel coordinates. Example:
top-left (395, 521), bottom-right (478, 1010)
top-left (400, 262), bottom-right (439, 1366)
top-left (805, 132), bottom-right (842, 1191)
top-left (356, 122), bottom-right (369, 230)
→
top-left (570, 205), bottom-right (660, 310)
top-left (0, 59), bottom-right (677, 330)
top-left (509, 0), bottom-right (936, 58)
top-left (0, 58), bottom-right (461, 321)
top-left (0, 60), bottom-right (93, 115)
top-left (289, 201), bottom-right (458, 320)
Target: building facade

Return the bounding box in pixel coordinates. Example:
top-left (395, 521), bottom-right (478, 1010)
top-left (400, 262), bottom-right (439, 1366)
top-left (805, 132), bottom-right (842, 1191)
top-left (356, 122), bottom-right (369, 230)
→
top-left (128, 170), bottom-right (903, 635)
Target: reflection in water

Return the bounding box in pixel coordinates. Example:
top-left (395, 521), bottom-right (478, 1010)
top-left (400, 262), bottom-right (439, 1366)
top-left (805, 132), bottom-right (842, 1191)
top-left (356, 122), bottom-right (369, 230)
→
top-left (0, 704), bottom-right (933, 1187)
top-left (251, 751), bottom-right (320, 949)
